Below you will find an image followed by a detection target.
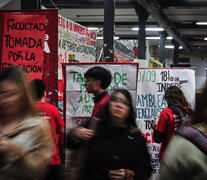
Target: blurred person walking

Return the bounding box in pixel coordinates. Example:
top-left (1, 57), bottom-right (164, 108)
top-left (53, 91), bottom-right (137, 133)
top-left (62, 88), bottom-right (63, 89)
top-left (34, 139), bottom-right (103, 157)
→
top-left (159, 83), bottom-right (207, 180)
top-left (29, 79), bottom-right (65, 180)
top-left (153, 86), bottom-right (192, 162)
top-left (0, 67), bottom-right (52, 180)
top-left (67, 89), bottom-right (152, 180)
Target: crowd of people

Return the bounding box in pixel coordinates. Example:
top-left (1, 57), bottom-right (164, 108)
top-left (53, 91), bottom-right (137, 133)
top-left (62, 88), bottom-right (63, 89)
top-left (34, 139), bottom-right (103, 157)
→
top-left (0, 65), bottom-right (207, 179)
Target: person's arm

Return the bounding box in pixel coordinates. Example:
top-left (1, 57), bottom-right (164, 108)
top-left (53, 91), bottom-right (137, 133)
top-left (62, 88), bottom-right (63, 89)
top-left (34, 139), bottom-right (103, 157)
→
top-left (133, 137), bottom-right (153, 180)
top-left (153, 109), bottom-right (169, 143)
top-left (66, 119), bottom-right (95, 149)
top-left (153, 129), bottom-right (167, 143)
top-left (57, 126), bottom-right (64, 134)
top-left (54, 107), bottom-right (65, 134)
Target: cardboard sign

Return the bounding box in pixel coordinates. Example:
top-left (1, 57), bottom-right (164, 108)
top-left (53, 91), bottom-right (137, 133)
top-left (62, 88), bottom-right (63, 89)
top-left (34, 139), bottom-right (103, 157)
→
top-left (1, 13), bottom-right (46, 80)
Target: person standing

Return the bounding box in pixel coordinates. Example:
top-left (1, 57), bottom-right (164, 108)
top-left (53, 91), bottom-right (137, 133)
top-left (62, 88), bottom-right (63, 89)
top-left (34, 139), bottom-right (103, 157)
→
top-left (67, 66), bottom-right (112, 144)
top-left (84, 66), bottom-right (112, 118)
top-left (67, 89), bottom-right (152, 180)
top-left (29, 79), bottom-right (65, 180)
top-left (153, 86), bottom-right (192, 162)
top-left (159, 83), bottom-right (207, 180)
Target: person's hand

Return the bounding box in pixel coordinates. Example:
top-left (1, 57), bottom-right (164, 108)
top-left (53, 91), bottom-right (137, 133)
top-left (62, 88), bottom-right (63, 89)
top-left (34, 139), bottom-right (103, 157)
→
top-left (0, 137), bottom-right (12, 153)
top-left (72, 127), bottom-right (95, 140)
top-left (108, 169), bottom-right (126, 180)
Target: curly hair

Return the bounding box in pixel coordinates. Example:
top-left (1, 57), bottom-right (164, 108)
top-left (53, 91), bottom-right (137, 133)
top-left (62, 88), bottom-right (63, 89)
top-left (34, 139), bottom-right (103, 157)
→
top-left (164, 86), bottom-right (191, 113)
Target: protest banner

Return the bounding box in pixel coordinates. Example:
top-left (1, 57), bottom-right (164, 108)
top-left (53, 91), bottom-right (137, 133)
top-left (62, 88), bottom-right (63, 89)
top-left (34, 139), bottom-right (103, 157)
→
top-left (1, 13), bottom-right (45, 80)
top-left (58, 15), bottom-right (96, 80)
top-left (114, 40), bottom-right (134, 63)
top-left (136, 68), bottom-right (195, 179)
top-left (0, 9), bottom-right (58, 105)
top-left (63, 62), bottom-right (138, 130)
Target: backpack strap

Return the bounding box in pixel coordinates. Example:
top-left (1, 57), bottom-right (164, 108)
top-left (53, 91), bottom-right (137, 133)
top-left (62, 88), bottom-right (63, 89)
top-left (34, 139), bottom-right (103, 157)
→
top-left (177, 126), bottom-right (207, 156)
top-left (168, 106), bottom-right (185, 119)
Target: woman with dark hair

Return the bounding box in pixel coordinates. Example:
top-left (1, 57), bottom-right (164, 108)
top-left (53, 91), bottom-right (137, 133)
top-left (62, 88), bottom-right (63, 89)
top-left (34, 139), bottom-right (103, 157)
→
top-left (153, 86), bottom-right (192, 162)
top-left (0, 67), bottom-right (52, 180)
top-left (67, 89), bottom-right (152, 180)
top-left (159, 84), bottom-right (207, 179)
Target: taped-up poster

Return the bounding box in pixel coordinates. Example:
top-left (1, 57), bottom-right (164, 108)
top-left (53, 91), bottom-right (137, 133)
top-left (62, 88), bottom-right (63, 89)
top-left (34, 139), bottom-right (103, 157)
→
top-left (1, 13), bottom-right (46, 80)
top-left (63, 63), bottom-right (138, 130)
top-left (136, 68), bottom-right (195, 180)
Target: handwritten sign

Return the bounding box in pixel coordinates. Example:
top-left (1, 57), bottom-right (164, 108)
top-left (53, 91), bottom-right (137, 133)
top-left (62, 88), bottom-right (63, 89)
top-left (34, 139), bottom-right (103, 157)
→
top-left (1, 13), bottom-right (46, 80)
top-left (114, 40), bottom-right (133, 62)
top-left (58, 15), bottom-right (96, 80)
top-left (136, 68), bottom-right (195, 180)
top-left (64, 63), bottom-right (138, 129)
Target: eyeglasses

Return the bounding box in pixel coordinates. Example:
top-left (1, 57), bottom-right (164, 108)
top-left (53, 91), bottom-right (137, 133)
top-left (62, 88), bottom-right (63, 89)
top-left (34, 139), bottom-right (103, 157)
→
top-left (110, 95), bottom-right (130, 106)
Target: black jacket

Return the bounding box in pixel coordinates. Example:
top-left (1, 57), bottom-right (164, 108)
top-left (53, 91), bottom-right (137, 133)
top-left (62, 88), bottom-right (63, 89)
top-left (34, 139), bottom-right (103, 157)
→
top-left (67, 121), bottom-right (152, 180)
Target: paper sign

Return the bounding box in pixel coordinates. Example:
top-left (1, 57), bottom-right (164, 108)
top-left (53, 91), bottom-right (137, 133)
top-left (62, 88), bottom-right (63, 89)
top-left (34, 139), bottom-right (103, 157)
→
top-left (1, 13), bottom-right (46, 80)
top-left (136, 68), bottom-right (195, 179)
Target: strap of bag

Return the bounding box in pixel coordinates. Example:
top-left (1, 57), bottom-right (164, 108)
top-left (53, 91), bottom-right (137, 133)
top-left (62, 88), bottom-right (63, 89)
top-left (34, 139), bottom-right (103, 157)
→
top-left (169, 106), bottom-right (185, 119)
top-left (178, 126), bottom-right (207, 156)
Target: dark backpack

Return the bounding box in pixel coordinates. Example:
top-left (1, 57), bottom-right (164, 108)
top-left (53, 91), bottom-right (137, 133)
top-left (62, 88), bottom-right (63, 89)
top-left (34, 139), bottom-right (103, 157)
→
top-left (169, 106), bottom-right (192, 129)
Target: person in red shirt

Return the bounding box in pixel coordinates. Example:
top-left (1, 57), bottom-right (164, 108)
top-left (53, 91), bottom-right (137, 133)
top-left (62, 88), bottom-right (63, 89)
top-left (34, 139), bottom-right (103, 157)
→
top-left (67, 66), bottom-right (112, 142)
top-left (153, 86), bottom-right (192, 162)
top-left (29, 79), bottom-right (65, 180)
top-left (84, 66), bottom-right (112, 118)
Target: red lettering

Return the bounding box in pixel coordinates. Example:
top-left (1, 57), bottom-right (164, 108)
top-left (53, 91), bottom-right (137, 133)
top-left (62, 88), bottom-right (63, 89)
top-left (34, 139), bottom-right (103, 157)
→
top-left (142, 132), bottom-right (155, 143)
top-left (73, 24), bottom-right (78, 33)
top-left (82, 27), bottom-right (86, 36)
top-left (69, 21), bottom-right (73, 31)
top-left (78, 26), bottom-right (82, 35)
top-left (86, 28), bottom-right (89, 36)
top-left (66, 20), bottom-right (69, 30)
top-left (151, 133), bottom-right (155, 143)
top-left (58, 17), bottom-right (65, 28)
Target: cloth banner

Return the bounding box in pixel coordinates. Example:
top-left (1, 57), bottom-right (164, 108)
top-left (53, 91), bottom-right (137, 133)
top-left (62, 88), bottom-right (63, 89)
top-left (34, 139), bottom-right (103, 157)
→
top-left (58, 16), bottom-right (96, 80)
top-left (63, 63), bottom-right (138, 130)
top-left (136, 68), bottom-right (195, 179)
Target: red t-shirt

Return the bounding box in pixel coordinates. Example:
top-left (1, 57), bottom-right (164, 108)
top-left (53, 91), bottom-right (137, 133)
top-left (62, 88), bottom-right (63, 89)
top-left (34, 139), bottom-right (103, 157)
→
top-left (155, 108), bottom-right (180, 161)
top-left (36, 102), bottom-right (65, 165)
top-left (92, 92), bottom-right (110, 118)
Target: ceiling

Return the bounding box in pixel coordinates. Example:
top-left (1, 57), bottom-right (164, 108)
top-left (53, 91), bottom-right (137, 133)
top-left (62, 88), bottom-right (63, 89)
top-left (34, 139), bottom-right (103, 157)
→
top-left (42, 0), bottom-right (207, 55)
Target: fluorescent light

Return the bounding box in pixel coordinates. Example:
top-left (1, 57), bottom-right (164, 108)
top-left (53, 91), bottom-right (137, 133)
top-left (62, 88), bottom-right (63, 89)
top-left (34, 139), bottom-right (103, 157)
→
top-left (164, 45), bottom-right (183, 49)
top-left (87, 27), bottom-right (99, 30)
top-left (165, 45), bottom-right (174, 49)
top-left (131, 27), bottom-right (164, 31)
top-left (167, 36), bottom-right (173, 40)
top-left (96, 36), bottom-right (119, 40)
top-left (96, 36), bottom-right (103, 40)
top-left (146, 27), bottom-right (164, 31)
top-left (131, 27), bottom-right (139, 31)
top-left (146, 36), bottom-right (173, 40)
top-left (196, 22), bottom-right (207, 25)
top-left (146, 37), bottom-right (160, 40)
top-left (204, 37), bottom-right (207, 40)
